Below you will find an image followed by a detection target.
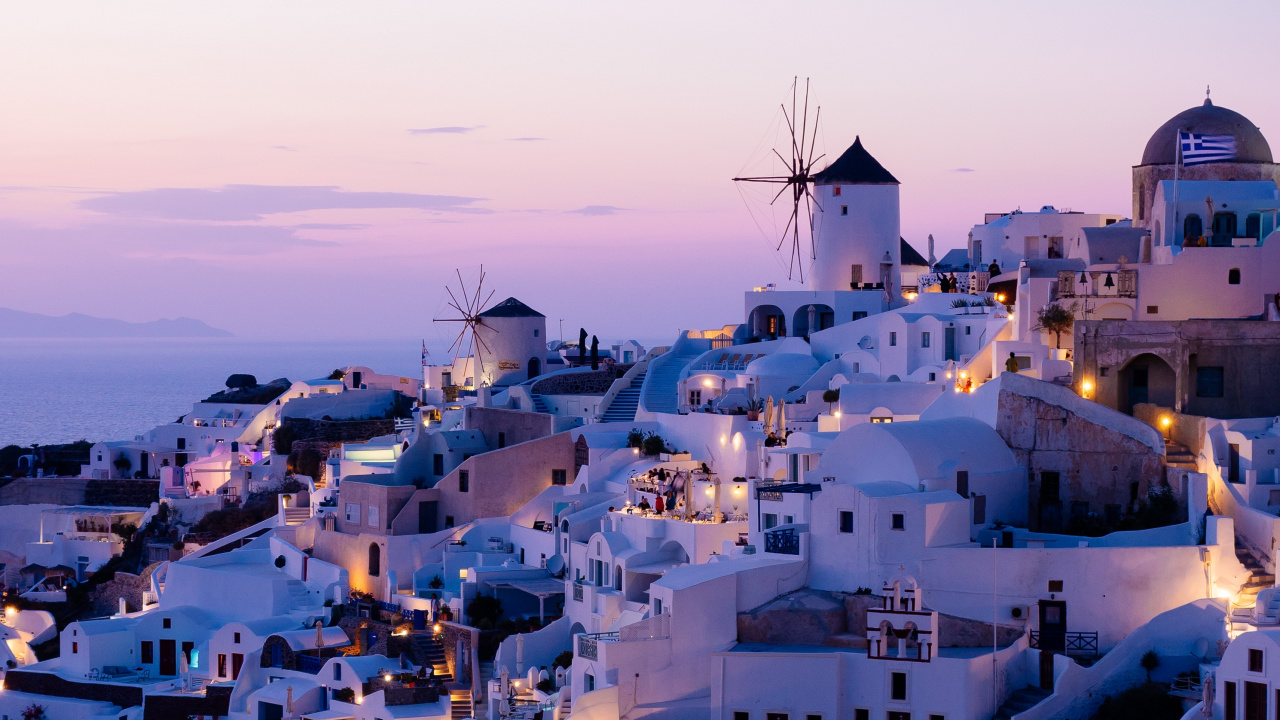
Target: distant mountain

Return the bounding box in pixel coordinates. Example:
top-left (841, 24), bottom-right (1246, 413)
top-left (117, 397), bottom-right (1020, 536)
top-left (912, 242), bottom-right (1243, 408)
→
top-left (0, 307), bottom-right (233, 338)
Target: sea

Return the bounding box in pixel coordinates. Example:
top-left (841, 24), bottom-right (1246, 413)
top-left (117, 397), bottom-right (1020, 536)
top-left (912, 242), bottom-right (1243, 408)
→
top-left (0, 338), bottom-right (434, 448)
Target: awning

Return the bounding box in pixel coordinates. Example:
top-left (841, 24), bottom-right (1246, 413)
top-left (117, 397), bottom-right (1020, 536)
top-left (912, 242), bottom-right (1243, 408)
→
top-left (488, 578), bottom-right (565, 598)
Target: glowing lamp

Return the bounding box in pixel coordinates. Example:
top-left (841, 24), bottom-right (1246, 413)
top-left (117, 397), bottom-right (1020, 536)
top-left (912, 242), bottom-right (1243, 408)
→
top-left (833, 410), bottom-right (842, 418)
top-left (1161, 417), bottom-right (1172, 428)
top-left (433, 623), bottom-right (442, 634)
top-left (705, 487), bottom-right (714, 496)
top-left (1081, 380), bottom-right (1093, 393)
top-left (996, 294), bottom-right (1005, 303)
top-left (703, 378), bottom-right (714, 388)
top-left (384, 673), bottom-right (393, 682)
top-left (459, 569), bottom-right (468, 580)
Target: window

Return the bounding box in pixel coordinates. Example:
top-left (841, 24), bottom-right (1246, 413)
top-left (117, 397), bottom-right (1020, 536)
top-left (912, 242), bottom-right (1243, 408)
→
top-left (498, 432), bottom-right (506, 448)
top-left (163, 617), bottom-right (172, 629)
top-left (218, 654), bottom-right (227, 678)
top-left (368, 543), bottom-right (380, 577)
top-left (930, 715), bottom-right (945, 720)
top-left (921, 332), bottom-right (931, 348)
top-left (852, 311), bottom-right (868, 321)
top-left (889, 332), bottom-right (897, 346)
top-left (1041, 472), bottom-right (1060, 503)
top-left (345, 503), bottom-right (360, 523)
top-left (1228, 268), bottom-right (1241, 284)
top-left (689, 389), bottom-right (702, 406)
top-left (891, 671), bottom-right (907, 700)
top-left (972, 495), bottom-right (986, 524)
top-left (965, 326), bottom-right (971, 335)
top-left (956, 470), bottom-right (969, 498)
top-left (459, 470), bottom-right (470, 492)
top-left (445, 515), bottom-right (455, 528)
top-left (833, 186), bottom-right (841, 197)
top-left (1138, 183), bottom-right (1145, 220)
top-left (654, 598), bottom-right (663, 615)
top-left (1196, 367), bottom-right (1224, 398)
top-left (854, 711), bottom-right (869, 720)
top-left (839, 510), bottom-right (854, 533)
top-left (141, 641), bottom-right (154, 663)
top-left (929, 373), bottom-right (935, 382)
top-left (1224, 681), bottom-right (1236, 720)
top-left (432, 453), bottom-right (446, 476)
top-left (735, 713), bottom-right (749, 720)
top-left (368, 505), bottom-right (379, 528)
top-left (234, 632), bottom-right (241, 644)
top-left (891, 513), bottom-right (905, 531)
top-left (1146, 305), bottom-right (1158, 314)
top-left (334, 663), bottom-right (342, 681)
top-left (534, 329), bottom-right (540, 337)
top-left (182, 641), bottom-right (194, 665)
top-left (1184, 213), bottom-right (1202, 241)
top-left (176, 437), bottom-right (186, 450)
top-left (871, 417), bottom-right (892, 424)
top-left (1250, 648), bottom-right (1264, 672)
top-left (72, 642), bottom-right (78, 654)
top-left (763, 513), bottom-right (778, 530)
top-left (841, 205), bottom-right (848, 216)
top-left (552, 469), bottom-right (568, 486)
top-left (767, 714), bottom-right (788, 720)
top-left (806, 715), bottom-right (821, 720)
top-left (1048, 580), bottom-right (1064, 593)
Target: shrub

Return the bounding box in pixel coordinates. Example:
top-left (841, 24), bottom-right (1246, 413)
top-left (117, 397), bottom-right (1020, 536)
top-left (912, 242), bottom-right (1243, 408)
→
top-left (1140, 650), bottom-right (1160, 681)
top-left (327, 369), bottom-right (346, 381)
top-left (537, 678), bottom-right (556, 693)
top-left (641, 433), bottom-right (666, 457)
top-left (333, 687), bottom-right (356, 703)
top-left (466, 595), bottom-right (503, 628)
top-left (428, 575), bottom-right (444, 589)
top-left (1092, 682), bottom-right (1181, 720)
top-left (272, 424), bottom-right (297, 456)
top-left (1035, 302), bottom-right (1077, 349)
top-left (626, 429), bottom-right (645, 449)
top-left (21, 704), bottom-right (47, 720)
top-left (553, 650), bottom-right (574, 669)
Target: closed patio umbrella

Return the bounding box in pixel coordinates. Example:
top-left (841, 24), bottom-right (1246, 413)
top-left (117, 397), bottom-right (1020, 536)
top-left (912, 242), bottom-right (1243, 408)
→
top-left (763, 397), bottom-right (774, 434)
top-left (778, 403), bottom-right (787, 437)
top-left (516, 633), bottom-right (524, 676)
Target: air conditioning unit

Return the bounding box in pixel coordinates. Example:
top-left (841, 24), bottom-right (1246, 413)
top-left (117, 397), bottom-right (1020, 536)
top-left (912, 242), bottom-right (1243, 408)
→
top-left (1010, 605), bottom-right (1028, 620)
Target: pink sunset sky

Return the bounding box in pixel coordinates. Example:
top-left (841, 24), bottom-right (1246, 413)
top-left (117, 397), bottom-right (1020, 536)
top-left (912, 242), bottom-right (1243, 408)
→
top-left (1, 1), bottom-right (1277, 344)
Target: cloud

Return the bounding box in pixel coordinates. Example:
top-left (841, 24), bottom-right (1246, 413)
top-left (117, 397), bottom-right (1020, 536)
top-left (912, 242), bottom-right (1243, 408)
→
top-left (566, 205), bottom-right (625, 216)
top-left (507, 137), bottom-right (546, 142)
top-left (79, 184), bottom-right (489, 221)
top-left (290, 223), bottom-right (371, 231)
top-left (272, 145), bottom-right (298, 152)
top-left (949, 167), bottom-right (976, 173)
top-left (407, 125), bottom-right (484, 135)
top-left (0, 218), bottom-right (336, 256)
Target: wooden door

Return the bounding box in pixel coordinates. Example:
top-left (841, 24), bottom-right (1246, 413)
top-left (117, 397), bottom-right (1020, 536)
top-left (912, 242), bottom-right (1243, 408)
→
top-left (1245, 680), bottom-right (1266, 720)
top-left (419, 501), bottom-right (438, 534)
top-left (159, 639), bottom-right (176, 676)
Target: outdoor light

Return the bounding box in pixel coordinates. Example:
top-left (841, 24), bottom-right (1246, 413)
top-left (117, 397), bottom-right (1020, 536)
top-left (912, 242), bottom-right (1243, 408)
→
top-left (996, 293), bottom-right (1005, 303)
top-left (1162, 417), bottom-right (1172, 428)
top-left (1081, 380), bottom-right (1093, 395)
top-left (433, 623), bottom-right (442, 634)
top-left (703, 378), bottom-right (714, 388)
top-left (384, 673), bottom-right (392, 682)
top-left (705, 487), bottom-right (714, 496)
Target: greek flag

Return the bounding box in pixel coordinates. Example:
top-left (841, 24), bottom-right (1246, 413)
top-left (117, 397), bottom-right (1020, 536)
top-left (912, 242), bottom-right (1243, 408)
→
top-left (1179, 131), bottom-right (1236, 166)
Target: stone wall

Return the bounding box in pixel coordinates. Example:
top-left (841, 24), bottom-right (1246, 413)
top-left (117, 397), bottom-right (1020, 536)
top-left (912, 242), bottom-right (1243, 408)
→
top-left (280, 417), bottom-right (395, 480)
top-left (88, 567), bottom-right (154, 616)
top-left (0, 477), bottom-right (158, 506)
top-left (142, 686), bottom-right (231, 720)
top-left (4, 669), bottom-right (144, 709)
top-left (530, 366), bottom-right (631, 396)
top-left (736, 588), bottom-right (1022, 649)
top-left (995, 385), bottom-right (1167, 532)
top-left (84, 479), bottom-right (159, 507)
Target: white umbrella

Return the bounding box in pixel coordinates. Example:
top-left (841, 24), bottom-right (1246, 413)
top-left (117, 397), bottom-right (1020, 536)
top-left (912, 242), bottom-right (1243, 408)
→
top-left (763, 397), bottom-right (774, 434)
top-left (778, 403), bottom-right (787, 438)
top-left (315, 619), bottom-right (325, 648)
top-left (179, 650), bottom-right (189, 675)
top-left (712, 477), bottom-right (723, 524)
top-left (500, 664), bottom-right (510, 698)
top-left (1201, 673), bottom-right (1214, 717)
top-left (515, 633), bottom-right (524, 677)
top-left (286, 686), bottom-right (295, 715)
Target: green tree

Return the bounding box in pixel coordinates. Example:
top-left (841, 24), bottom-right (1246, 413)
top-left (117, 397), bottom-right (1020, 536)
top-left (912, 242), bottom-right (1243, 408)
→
top-left (1035, 302), bottom-right (1077, 349)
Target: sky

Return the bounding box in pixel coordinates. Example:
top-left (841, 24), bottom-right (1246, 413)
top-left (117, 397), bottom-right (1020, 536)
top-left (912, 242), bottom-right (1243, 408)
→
top-left (1, 0), bottom-right (1278, 345)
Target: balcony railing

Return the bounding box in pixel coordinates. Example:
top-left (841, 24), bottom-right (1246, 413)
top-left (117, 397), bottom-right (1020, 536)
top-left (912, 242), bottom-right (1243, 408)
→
top-left (573, 582), bottom-right (584, 602)
top-left (576, 632), bottom-right (618, 661)
top-left (298, 654), bottom-right (324, 674)
top-left (1029, 630), bottom-right (1098, 658)
top-left (764, 527), bottom-right (800, 555)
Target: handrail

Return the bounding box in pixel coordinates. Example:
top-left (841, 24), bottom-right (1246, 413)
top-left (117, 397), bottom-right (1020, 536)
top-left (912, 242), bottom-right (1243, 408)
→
top-left (594, 354), bottom-right (656, 422)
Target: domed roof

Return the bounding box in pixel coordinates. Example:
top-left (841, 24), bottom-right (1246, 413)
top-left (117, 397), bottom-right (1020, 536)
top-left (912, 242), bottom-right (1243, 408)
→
top-left (1140, 99), bottom-right (1272, 166)
top-left (744, 352), bottom-right (820, 377)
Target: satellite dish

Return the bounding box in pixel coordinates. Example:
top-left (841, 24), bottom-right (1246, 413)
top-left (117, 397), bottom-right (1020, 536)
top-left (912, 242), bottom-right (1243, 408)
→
top-left (546, 554), bottom-right (566, 578)
top-left (1193, 637), bottom-right (1211, 659)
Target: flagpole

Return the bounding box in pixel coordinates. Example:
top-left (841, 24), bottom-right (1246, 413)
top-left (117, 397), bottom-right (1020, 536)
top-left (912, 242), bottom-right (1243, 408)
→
top-left (1173, 129), bottom-right (1181, 249)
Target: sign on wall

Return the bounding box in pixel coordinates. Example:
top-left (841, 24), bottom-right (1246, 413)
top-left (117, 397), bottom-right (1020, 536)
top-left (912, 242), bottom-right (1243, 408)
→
top-left (498, 360), bottom-right (521, 370)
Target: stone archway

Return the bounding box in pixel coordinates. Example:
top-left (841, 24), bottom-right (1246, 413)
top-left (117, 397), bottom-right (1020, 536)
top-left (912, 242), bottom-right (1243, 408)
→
top-left (1118, 353), bottom-right (1176, 414)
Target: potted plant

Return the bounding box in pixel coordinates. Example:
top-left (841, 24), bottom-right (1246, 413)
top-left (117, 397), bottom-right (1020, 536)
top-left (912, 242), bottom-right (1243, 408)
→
top-left (746, 398), bottom-right (763, 421)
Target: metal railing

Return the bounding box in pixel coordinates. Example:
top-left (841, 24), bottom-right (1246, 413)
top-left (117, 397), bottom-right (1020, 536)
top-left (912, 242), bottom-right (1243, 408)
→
top-left (576, 632), bottom-right (619, 661)
top-left (573, 583), bottom-right (583, 602)
top-left (298, 654), bottom-right (324, 674)
top-left (764, 527), bottom-right (800, 555)
top-left (1028, 630), bottom-right (1099, 657)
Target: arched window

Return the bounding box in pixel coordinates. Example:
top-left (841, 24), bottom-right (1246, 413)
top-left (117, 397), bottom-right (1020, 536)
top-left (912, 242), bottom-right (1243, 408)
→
top-left (614, 566), bottom-right (622, 591)
top-left (1229, 268), bottom-right (1241, 285)
top-left (368, 543), bottom-right (380, 577)
top-left (1137, 183), bottom-right (1145, 220)
top-left (1212, 212), bottom-right (1238, 246)
top-left (1247, 213), bottom-right (1261, 240)
top-left (1183, 214), bottom-right (1202, 244)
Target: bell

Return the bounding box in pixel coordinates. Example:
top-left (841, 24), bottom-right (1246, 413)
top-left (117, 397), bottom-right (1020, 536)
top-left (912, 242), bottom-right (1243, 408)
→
top-left (1104, 273), bottom-right (1114, 288)
top-left (1078, 273), bottom-right (1087, 285)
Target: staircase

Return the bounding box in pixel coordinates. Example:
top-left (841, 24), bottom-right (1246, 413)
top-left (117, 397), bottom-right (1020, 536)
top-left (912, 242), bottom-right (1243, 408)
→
top-left (450, 690), bottom-right (473, 720)
top-left (1164, 440), bottom-right (1197, 470)
top-left (642, 349), bottom-right (704, 414)
top-left (994, 685), bottom-right (1052, 719)
top-left (555, 685), bottom-right (573, 720)
top-left (532, 394), bottom-right (551, 414)
top-left (601, 372), bottom-right (646, 424)
top-left (1231, 536), bottom-right (1276, 634)
top-left (412, 633), bottom-right (453, 683)
top-left (283, 506), bottom-right (311, 526)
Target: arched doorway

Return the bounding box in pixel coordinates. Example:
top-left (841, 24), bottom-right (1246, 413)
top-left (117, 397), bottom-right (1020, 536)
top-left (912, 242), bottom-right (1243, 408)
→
top-left (528, 356), bottom-right (541, 381)
top-left (748, 305), bottom-right (786, 339)
top-left (368, 543), bottom-right (381, 577)
top-left (792, 304), bottom-right (835, 338)
top-left (1118, 353), bottom-right (1176, 414)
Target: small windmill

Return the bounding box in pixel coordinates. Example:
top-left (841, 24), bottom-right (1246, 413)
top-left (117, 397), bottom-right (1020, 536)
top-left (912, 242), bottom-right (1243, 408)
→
top-left (434, 266), bottom-right (498, 385)
top-left (733, 77), bottom-right (824, 283)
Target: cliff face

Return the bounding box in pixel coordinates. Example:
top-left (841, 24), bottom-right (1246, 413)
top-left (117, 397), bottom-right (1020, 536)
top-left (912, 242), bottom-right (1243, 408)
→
top-left (278, 417), bottom-right (396, 480)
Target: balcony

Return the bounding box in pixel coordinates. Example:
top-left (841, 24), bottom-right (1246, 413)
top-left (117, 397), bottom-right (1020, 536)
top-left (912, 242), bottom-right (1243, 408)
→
top-left (1029, 630), bottom-right (1098, 658)
top-left (575, 632), bottom-right (618, 661)
top-left (764, 527), bottom-right (800, 555)
top-left (297, 654), bottom-right (324, 674)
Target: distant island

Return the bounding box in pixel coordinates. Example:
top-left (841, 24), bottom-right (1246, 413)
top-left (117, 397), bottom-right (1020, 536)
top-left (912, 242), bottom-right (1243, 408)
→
top-left (0, 307), bottom-right (233, 338)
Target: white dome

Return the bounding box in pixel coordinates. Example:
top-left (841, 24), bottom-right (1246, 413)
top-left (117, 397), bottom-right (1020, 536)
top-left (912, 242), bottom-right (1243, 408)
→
top-left (745, 352), bottom-right (820, 377)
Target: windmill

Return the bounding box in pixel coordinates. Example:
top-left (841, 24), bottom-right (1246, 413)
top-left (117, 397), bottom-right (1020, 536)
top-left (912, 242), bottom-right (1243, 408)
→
top-left (733, 77), bottom-right (824, 283)
top-left (434, 266), bottom-right (498, 386)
